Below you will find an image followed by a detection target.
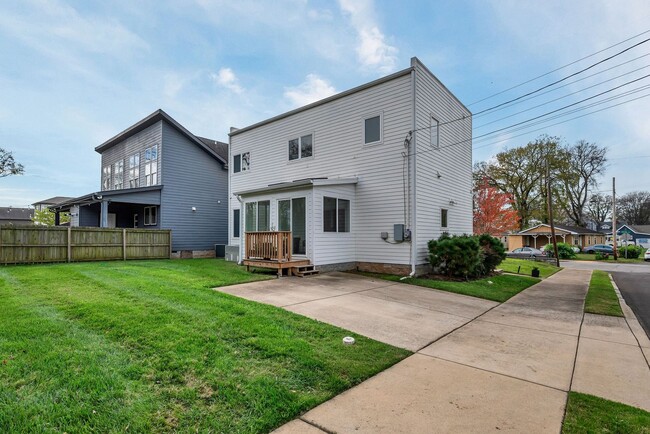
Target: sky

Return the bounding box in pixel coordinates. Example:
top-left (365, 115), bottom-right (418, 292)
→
top-left (1, 0), bottom-right (649, 207)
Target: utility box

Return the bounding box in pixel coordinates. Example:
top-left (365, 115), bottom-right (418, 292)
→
top-left (225, 245), bottom-right (239, 262)
top-left (394, 224), bottom-right (404, 242)
top-left (215, 244), bottom-right (226, 258)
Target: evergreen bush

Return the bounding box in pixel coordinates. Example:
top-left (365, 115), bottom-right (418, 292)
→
top-left (428, 233), bottom-right (505, 278)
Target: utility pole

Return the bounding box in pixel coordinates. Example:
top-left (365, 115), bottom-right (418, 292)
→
top-left (612, 177), bottom-right (617, 260)
top-left (546, 160), bottom-right (560, 267)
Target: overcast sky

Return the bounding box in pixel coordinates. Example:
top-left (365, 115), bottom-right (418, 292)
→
top-left (1, 0), bottom-right (649, 207)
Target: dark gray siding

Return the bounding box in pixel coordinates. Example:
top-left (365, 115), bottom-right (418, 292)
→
top-left (100, 121), bottom-right (162, 190)
top-left (161, 122), bottom-right (228, 250)
top-left (79, 205), bottom-right (99, 227)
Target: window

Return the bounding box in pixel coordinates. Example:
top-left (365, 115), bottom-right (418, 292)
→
top-left (441, 208), bottom-right (448, 228)
top-left (102, 165), bottom-right (112, 190)
top-left (144, 206), bottom-right (157, 226)
top-left (244, 201), bottom-right (270, 231)
top-left (431, 116), bottom-right (440, 149)
top-left (233, 209), bottom-right (240, 238)
top-left (233, 152), bottom-right (250, 173)
top-left (128, 153), bottom-right (140, 188)
top-left (113, 160), bottom-right (124, 190)
top-left (323, 197), bottom-right (350, 233)
top-left (364, 115), bottom-right (381, 145)
top-left (278, 198), bottom-right (307, 255)
top-left (144, 145), bottom-right (158, 186)
top-left (288, 134), bottom-right (313, 161)
top-left (133, 214), bottom-right (139, 228)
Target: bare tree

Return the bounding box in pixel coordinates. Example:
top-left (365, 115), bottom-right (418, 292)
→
top-left (0, 148), bottom-right (24, 177)
top-left (586, 193), bottom-right (612, 231)
top-left (618, 191), bottom-right (650, 225)
top-left (557, 140), bottom-right (607, 227)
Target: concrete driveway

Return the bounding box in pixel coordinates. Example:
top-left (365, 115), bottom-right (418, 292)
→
top-left (218, 272), bottom-right (497, 351)
top-left (218, 270), bottom-right (650, 433)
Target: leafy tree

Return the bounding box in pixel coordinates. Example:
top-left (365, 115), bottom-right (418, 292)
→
top-left (557, 140), bottom-right (607, 227)
top-left (0, 148), bottom-right (24, 177)
top-left (618, 191), bottom-right (650, 225)
top-left (32, 209), bottom-right (70, 226)
top-left (475, 135), bottom-right (562, 230)
top-left (586, 193), bottom-right (612, 231)
top-left (473, 177), bottom-right (519, 235)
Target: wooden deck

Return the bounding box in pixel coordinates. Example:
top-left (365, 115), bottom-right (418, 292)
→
top-left (243, 231), bottom-right (312, 276)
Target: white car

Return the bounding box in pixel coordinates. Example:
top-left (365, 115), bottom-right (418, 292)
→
top-left (644, 249), bottom-right (650, 262)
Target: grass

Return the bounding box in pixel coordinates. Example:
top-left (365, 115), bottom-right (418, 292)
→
top-left (574, 253), bottom-right (645, 263)
top-left (500, 258), bottom-right (562, 278)
top-left (358, 272), bottom-right (539, 302)
top-left (563, 392), bottom-right (650, 433)
top-left (584, 269), bottom-right (624, 317)
top-left (0, 259), bottom-right (410, 433)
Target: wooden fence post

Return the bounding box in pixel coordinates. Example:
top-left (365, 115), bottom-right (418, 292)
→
top-left (67, 227), bottom-right (72, 263)
top-left (169, 231), bottom-right (172, 259)
top-left (123, 229), bottom-right (127, 261)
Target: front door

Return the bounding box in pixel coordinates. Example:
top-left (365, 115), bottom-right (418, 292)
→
top-left (278, 197), bottom-right (306, 255)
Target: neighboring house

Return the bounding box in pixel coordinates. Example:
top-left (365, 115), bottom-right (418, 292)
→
top-left (32, 196), bottom-right (74, 211)
top-left (52, 109), bottom-right (229, 256)
top-left (0, 207), bottom-right (33, 226)
top-left (227, 57), bottom-right (472, 275)
top-left (616, 224), bottom-right (650, 248)
top-left (507, 224), bottom-right (606, 251)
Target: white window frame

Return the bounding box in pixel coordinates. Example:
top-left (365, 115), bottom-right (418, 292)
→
top-left (431, 115), bottom-right (440, 149)
top-left (363, 112), bottom-right (383, 146)
top-left (288, 133), bottom-right (314, 162)
top-left (323, 196), bottom-right (351, 233)
top-left (144, 145), bottom-right (158, 186)
top-left (102, 165), bottom-right (112, 190)
top-left (113, 160), bottom-right (124, 190)
top-left (128, 153), bottom-right (140, 188)
top-left (233, 209), bottom-right (241, 238)
top-left (233, 152), bottom-right (250, 173)
top-left (144, 206), bottom-right (157, 226)
top-left (441, 208), bottom-right (448, 228)
top-left (133, 213), bottom-right (139, 228)
top-left (244, 200), bottom-right (270, 232)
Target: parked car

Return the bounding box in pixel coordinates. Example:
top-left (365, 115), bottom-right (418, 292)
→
top-left (571, 246), bottom-right (581, 253)
top-left (507, 247), bottom-right (546, 258)
top-left (644, 249), bottom-right (650, 262)
top-left (583, 244), bottom-right (614, 254)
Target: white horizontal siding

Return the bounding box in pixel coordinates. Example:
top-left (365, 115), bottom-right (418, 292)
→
top-left (229, 74), bottom-right (413, 265)
top-left (414, 61), bottom-right (473, 265)
top-left (312, 184), bottom-right (356, 265)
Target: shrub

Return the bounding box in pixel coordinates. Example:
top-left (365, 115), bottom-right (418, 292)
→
top-left (595, 251), bottom-right (610, 261)
top-left (618, 245), bottom-right (642, 259)
top-left (428, 233), bottom-right (505, 279)
top-left (478, 233), bottom-right (506, 275)
top-left (543, 242), bottom-right (576, 259)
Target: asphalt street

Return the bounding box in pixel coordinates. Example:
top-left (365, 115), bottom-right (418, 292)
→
top-left (612, 271), bottom-right (650, 339)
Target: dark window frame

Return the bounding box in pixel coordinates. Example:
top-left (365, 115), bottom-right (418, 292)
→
top-left (441, 208), bottom-right (448, 228)
top-left (323, 197), bottom-right (350, 233)
top-left (364, 114), bottom-right (382, 145)
top-left (233, 209), bottom-right (240, 238)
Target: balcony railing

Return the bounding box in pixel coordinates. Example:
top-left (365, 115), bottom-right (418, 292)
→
top-left (245, 231), bottom-right (291, 262)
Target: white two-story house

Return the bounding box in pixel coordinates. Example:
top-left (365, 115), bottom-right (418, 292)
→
top-left (227, 57), bottom-right (472, 276)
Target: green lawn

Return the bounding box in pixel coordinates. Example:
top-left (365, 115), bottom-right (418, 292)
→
top-left (0, 259), bottom-right (410, 433)
top-left (358, 272), bottom-right (539, 302)
top-left (574, 253), bottom-right (645, 263)
top-left (500, 258), bottom-right (562, 278)
top-left (584, 270), bottom-right (624, 317)
top-left (563, 392), bottom-right (650, 433)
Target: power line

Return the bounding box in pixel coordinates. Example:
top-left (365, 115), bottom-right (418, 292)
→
top-left (473, 64), bottom-right (650, 129)
top-left (467, 29), bottom-right (650, 106)
top-left (472, 37), bottom-right (650, 116)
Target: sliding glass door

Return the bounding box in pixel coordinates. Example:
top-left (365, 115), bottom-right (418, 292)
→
top-left (278, 197), bottom-right (306, 255)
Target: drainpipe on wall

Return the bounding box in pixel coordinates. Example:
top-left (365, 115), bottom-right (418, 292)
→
top-left (409, 60), bottom-right (417, 277)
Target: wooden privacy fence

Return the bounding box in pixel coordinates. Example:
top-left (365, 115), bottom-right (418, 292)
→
top-left (0, 226), bottom-right (172, 264)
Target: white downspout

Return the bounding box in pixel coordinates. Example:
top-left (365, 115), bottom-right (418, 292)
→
top-left (409, 61), bottom-right (417, 277)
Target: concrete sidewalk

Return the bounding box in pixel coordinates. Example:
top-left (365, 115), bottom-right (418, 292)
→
top-left (219, 269), bottom-right (650, 433)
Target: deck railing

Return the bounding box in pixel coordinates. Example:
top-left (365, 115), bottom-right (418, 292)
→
top-left (245, 231), bottom-right (291, 262)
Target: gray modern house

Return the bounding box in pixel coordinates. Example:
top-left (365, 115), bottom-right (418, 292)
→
top-left (53, 109), bottom-right (229, 257)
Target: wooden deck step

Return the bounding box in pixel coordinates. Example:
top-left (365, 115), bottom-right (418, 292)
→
top-left (292, 264), bottom-right (319, 277)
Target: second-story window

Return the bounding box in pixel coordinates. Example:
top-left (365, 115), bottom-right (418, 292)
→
top-left (128, 153), bottom-right (140, 188)
top-left (431, 116), bottom-right (440, 149)
top-left (288, 134), bottom-right (313, 161)
top-left (102, 165), bottom-right (112, 190)
top-left (364, 114), bottom-right (382, 145)
top-left (233, 152), bottom-right (250, 173)
top-left (113, 160), bottom-right (124, 190)
top-left (144, 145), bottom-right (158, 186)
